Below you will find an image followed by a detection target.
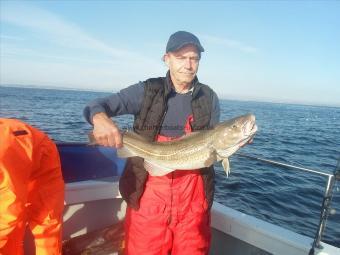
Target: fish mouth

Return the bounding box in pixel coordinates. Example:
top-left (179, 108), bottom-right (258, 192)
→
top-left (237, 115), bottom-right (257, 147)
top-left (242, 115), bottom-right (257, 137)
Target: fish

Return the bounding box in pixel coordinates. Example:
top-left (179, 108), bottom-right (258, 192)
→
top-left (62, 221), bottom-right (125, 255)
top-left (117, 113), bottom-right (257, 176)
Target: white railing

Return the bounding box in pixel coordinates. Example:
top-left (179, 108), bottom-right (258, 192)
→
top-left (235, 153), bottom-right (340, 254)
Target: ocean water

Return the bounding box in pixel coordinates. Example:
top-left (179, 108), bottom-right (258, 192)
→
top-left (1, 86), bottom-right (339, 247)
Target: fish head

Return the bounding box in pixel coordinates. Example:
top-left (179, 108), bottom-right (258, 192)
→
top-left (213, 113), bottom-right (257, 157)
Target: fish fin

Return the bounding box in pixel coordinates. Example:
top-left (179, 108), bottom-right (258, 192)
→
top-left (222, 158), bottom-right (230, 177)
top-left (88, 131), bottom-right (97, 145)
top-left (144, 160), bottom-right (175, 176)
top-left (117, 146), bottom-right (136, 158)
top-left (179, 131), bottom-right (200, 138)
top-left (204, 152), bottom-right (217, 167)
top-left (124, 131), bottom-right (149, 142)
top-left (163, 131), bottom-right (203, 145)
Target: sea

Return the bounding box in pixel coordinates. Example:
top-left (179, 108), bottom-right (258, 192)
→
top-left (1, 85), bottom-right (339, 247)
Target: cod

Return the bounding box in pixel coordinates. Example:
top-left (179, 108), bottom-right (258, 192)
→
top-left (117, 114), bottom-right (257, 176)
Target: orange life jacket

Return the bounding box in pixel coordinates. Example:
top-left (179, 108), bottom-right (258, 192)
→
top-left (0, 118), bottom-right (65, 255)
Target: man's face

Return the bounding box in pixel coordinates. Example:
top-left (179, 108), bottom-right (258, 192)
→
top-left (164, 44), bottom-right (200, 86)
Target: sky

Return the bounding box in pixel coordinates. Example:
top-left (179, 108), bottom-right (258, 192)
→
top-left (0, 0), bottom-right (339, 106)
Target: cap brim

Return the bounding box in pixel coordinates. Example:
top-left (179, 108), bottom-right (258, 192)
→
top-left (167, 42), bottom-right (204, 53)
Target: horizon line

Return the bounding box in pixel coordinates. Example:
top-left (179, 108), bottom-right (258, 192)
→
top-left (1, 83), bottom-right (339, 109)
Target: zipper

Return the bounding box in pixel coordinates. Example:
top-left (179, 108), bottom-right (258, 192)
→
top-left (153, 94), bottom-right (169, 140)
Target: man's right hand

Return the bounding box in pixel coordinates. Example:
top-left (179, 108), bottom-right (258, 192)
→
top-left (92, 113), bottom-right (123, 148)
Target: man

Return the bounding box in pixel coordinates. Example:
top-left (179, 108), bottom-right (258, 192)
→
top-left (0, 118), bottom-right (65, 255)
top-left (83, 31), bottom-right (220, 255)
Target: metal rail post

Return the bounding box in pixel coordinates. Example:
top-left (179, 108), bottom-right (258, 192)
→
top-left (309, 158), bottom-right (340, 255)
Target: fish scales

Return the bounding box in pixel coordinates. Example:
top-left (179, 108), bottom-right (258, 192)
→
top-left (116, 114), bottom-right (258, 176)
top-left (123, 131), bottom-right (211, 161)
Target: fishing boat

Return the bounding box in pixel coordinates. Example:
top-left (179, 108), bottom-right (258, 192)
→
top-left (23, 143), bottom-right (340, 255)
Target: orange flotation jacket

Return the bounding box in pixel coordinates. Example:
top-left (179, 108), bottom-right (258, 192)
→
top-left (0, 118), bottom-right (65, 255)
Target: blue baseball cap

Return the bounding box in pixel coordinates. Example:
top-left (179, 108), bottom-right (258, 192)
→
top-left (166, 31), bottom-right (204, 53)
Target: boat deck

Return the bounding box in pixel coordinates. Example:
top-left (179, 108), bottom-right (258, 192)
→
top-left (23, 144), bottom-right (339, 255)
top-left (23, 179), bottom-right (338, 255)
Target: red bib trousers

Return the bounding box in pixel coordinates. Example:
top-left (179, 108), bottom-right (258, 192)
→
top-left (124, 117), bottom-right (211, 255)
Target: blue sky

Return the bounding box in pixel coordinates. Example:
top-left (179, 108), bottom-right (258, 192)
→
top-left (1, 1), bottom-right (339, 106)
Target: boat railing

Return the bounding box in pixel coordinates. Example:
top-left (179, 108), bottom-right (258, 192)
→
top-left (235, 152), bottom-right (340, 254)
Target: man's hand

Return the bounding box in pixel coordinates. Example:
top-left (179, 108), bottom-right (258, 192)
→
top-left (92, 112), bottom-right (123, 148)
